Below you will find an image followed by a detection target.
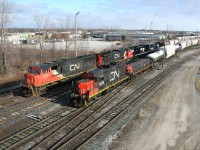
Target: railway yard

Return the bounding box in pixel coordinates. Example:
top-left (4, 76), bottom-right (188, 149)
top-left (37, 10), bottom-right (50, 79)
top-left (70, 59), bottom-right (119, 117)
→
top-left (0, 45), bottom-right (200, 150)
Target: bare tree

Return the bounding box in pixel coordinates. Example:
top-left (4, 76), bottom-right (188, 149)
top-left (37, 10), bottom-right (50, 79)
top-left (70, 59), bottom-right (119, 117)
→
top-left (34, 14), bottom-right (54, 63)
top-left (60, 17), bottom-right (73, 58)
top-left (34, 14), bottom-right (44, 63)
top-left (0, 0), bottom-right (12, 76)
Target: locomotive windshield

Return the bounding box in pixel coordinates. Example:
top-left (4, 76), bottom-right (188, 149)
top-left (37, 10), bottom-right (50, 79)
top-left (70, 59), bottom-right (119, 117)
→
top-left (28, 67), bottom-right (41, 74)
top-left (82, 73), bottom-right (88, 79)
top-left (82, 73), bottom-right (97, 81)
top-left (89, 74), bottom-right (97, 82)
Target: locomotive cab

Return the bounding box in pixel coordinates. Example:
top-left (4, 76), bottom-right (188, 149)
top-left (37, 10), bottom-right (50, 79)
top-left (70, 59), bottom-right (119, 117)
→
top-left (21, 64), bottom-right (57, 96)
top-left (71, 72), bottom-right (99, 107)
top-left (28, 66), bottom-right (42, 75)
top-left (124, 48), bottom-right (133, 59)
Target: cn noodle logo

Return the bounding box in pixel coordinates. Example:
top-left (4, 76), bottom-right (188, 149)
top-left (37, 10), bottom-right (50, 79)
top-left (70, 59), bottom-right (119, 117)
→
top-left (70, 63), bottom-right (80, 71)
top-left (114, 54), bottom-right (120, 59)
top-left (110, 71), bottom-right (120, 81)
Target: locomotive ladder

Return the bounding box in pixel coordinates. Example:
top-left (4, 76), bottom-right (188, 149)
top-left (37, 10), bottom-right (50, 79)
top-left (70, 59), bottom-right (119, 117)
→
top-left (30, 86), bottom-right (35, 96)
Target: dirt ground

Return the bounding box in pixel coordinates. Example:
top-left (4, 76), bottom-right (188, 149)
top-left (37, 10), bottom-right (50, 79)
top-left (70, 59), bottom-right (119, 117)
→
top-left (110, 51), bottom-right (200, 150)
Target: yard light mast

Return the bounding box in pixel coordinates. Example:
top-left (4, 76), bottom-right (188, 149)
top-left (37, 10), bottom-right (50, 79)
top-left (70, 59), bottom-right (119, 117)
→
top-left (149, 21), bottom-right (153, 44)
top-left (75, 11), bottom-right (80, 57)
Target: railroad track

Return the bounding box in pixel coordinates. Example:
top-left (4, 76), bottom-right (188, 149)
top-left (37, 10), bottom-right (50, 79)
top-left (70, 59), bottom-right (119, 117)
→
top-left (0, 58), bottom-right (187, 149)
top-left (51, 59), bottom-right (187, 150)
top-left (0, 85), bottom-right (20, 95)
top-left (0, 82), bottom-right (72, 114)
top-left (0, 67), bottom-right (149, 150)
top-left (0, 89), bottom-right (66, 128)
top-left (0, 84), bottom-right (74, 141)
top-left (0, 83), bottom-right (69, 111)
top-left (0, 88), bottom-right (22, 108)
top-left (0, 80), bottom-right (74, 110)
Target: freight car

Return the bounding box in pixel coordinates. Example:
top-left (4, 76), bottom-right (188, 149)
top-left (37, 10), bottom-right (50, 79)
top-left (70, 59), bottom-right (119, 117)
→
top-left (147, 36), bottom-right (200, 63)
top-left (70, 58), bottom-right (153, 107)
top-left (21, 55), bottom-right (97, 96)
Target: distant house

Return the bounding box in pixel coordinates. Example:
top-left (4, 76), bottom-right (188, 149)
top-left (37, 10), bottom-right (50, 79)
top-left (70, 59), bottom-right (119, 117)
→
top-left (69, 33), bottom-right (81, 39)
top-left (105, 34), bottom-right (123, 41)
top-left (91, 32), bottom-right (107, 38)
top-left (6, 35), bottom-right (25, 44)
top-left (105, 31), bottom-right (165, 41)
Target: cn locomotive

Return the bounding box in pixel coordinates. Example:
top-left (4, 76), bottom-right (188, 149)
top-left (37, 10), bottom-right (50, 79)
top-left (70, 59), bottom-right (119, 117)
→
top-left (70, 58), bottom-right (153, 107)
top-left (21, 55), bottom-right (96, 96)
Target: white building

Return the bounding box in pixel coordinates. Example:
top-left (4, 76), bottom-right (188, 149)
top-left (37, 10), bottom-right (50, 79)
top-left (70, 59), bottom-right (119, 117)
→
top-left (6, 35), bottom-right (25, 44)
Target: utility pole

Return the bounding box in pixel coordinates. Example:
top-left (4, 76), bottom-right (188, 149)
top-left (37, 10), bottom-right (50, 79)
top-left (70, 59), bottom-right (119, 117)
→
top-left (75, 11), bottom-right (80, 57)
top-left (150, 21), bottom-right (153, 44)
top-left (87, 33), bottom-right (89, 55)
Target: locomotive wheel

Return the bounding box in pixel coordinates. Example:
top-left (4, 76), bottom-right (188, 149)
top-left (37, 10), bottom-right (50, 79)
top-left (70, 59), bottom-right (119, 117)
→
top-left (72, 99), bottom-right (80, 108)
top-left (83, 99), bottom-right (88, 106)
top-left (72, 97), bottom-right (88, 108)
top-left (102, 90), bottom-right (107, 96)
top-left (78, 99), bottom-right (85, 108)
top-left (22, 89), bottom-right (32, 97)
top-left (82, 93), bottom-right (89, 107)
top-left (130, 74), bottom-right (134, 79)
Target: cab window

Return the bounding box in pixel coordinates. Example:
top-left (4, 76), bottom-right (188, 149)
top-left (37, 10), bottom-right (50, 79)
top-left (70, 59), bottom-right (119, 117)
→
top-left (89, 76), bottom-right (97, 82)
top-left (28, 67), bottom-right (41, 74)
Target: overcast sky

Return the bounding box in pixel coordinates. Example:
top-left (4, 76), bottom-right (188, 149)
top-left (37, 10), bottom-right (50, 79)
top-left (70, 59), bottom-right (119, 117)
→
top-left (10, 0), bottom-right (200, 31)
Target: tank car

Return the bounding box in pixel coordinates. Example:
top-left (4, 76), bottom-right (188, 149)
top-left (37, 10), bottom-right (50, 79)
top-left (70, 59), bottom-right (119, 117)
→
top-left (146, 50), bottom-right (165, 62)
top-left (179, 41), bottom-right (187, 50)
top-left (146, 44), bottom-right (176, 62)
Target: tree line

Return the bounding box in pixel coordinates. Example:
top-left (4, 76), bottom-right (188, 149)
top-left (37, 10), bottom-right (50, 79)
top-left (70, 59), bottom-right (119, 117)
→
top-left (0, 0), bottom-right (82, 77)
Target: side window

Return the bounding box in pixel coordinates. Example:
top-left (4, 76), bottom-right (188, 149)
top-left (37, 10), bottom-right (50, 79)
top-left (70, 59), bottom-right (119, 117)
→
top-left (28, 68), bottom-right (32, 73)
top-left (52, 66), bottom-right (57, 70)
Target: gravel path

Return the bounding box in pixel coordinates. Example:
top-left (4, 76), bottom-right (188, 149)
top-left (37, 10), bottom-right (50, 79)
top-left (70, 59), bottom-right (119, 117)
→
top-left (110, 49), bottom-right (200, 150)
